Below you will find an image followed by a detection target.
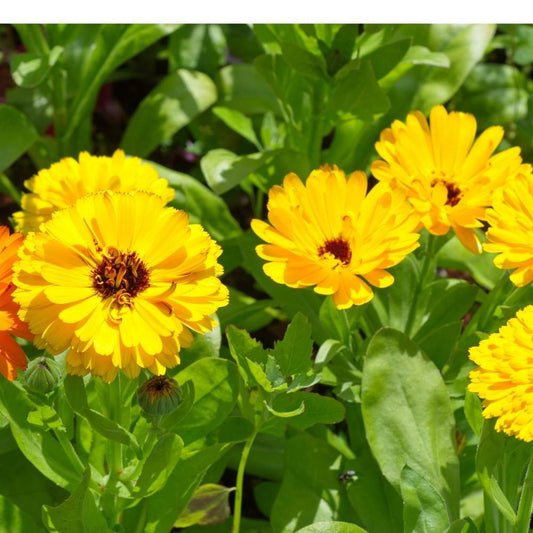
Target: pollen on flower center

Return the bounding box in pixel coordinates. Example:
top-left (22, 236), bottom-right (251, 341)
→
top-left (92, 246), bottom-right (150, 300)
top-left (318, 238), bottom-right (352, 265)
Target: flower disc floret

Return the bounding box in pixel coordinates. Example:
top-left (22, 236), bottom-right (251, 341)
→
top-left (13, 191), bottom-right (228, 382)
top-left (484, 170), bottom-right (533, 287)
top-left (469, 306), bottom-right (533, 442)
top-left (371, 105), bottom-right (526, 253)
top-left (13, 149), bottom-right (175, 234)
top-left (251, 165), bottom-right (421, 309)
top-left (0, 226), bottom-right (32, 380)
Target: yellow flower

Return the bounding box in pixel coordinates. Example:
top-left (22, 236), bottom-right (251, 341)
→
top-left (13, 150), bottom-right (175, 234)
top-left (13, 191), bottom-right (228, 382)
top-left (469, 306), bottom-right (533, 442)
top-left (251, 165), bottom-right (420, 309)
top-left (371, 105), bottom-right (526, 253)
top-left (484, 169), bottom-right (533, 286)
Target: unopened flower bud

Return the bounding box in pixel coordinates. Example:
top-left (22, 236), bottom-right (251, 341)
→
top-left (24, 357), bottom-right (61, 394)
top-left (137, 375), bottom-right (182, 416)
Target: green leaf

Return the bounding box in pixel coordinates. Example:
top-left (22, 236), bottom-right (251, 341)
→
top-left (0, 449), bottom-right (67, 526)
top-left (124, 442), bottom-right (234, 533)
top-left (266, 391), bottom-right (345, 430)
top-left (27, 405), bottom-right (65, 431)
top-left (402, 45), bottom-right (451, 67)
top-left (63, 24), bottom-right (178, 141)
top-left (174, 483), bottom-right (233, 527)
top-left (174, 358), bottom-right (240, 444)
top-left (438, 235), bottom-right (501, 290)
top-left (270, 432), bottom-right (346, 532)
top-left (10, 46), bottom-right (63, 88)
top-left (214, 416), bottom-right (254, 443)
top-left (362, 328), bottom-right (460, 519)
top-left (0, 173), bottom-right (22, 204)
top-left (345, 438), bottom-right (403, 533)
top-left (200, 148), bottom-right (273, 195)
top-left (42, 468), bottom-right (108, 533)
top-left (121, 69), bottom-right (217, 157)
top-left (134, 434), bottom-right (184, 498)
top-left (365, 38), bottom-right (411, 79)
top-left (475, 420), bottom-right (522, 523)
top-left (409, 24), bottom-right (496, 112)
top-left (218, 63), bottom-right (280, 115)
top-left (401, 465), bottom-right (450, 533)
top-left (218, 288), bottom-right (278, 333)
top-left (212, 106), bottom-right (262, 149)
top-left (369, 255), bottom-right (420, 333)
top-left (169, 25), bottom-right (226, 74)
top-left (296, 522), bottom-right (368, 533)
top-left (64, 375), bottom-right (140, 455)
top-left (226, 325), bottom-right (268, 387)
top-left (148, 161), bottom-right (241, 242)
top-left (64, 375), bottom-right (90, 413)
top-left (85, 409), bottom-right (140, 455)
top-left (0, 494), bottom-right (45, 533)
top-left (280, 40), bottom-right (328, 79)
top-left (0, 104), bottom-right (39, 173)
top-left (325, 60), bottom-right (390, 124)
top-left (0, 379), bottom-right (79, 489)
top-left (265, 400), bottom-right (305, 418)
top-left (159, 380), bottom-right (195, 433)
top-left (446, 518), bottom-right (479, 533)
top-left (271, 313), bottom-right (313, 376)
top-left (238, 230), bottom-right (328, 343)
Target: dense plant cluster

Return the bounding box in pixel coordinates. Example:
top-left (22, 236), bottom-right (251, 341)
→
top-left (1, 23), bottom-right (533, 533)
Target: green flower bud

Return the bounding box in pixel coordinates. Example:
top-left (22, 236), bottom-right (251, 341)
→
top-left (137, 375), bottom-right (182, 416)
top-left (24, 357), bottom-right (61, 394)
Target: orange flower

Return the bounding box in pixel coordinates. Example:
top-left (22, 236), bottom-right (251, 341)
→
top-left (0, 226), bottom-right (32, 380)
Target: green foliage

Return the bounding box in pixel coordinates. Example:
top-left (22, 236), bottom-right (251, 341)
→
top-left (2, 22), bottom-right (533, 533)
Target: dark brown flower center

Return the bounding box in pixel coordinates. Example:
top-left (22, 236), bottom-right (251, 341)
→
top-left (92, 246), bottom-right (149, 301)
top-left (431, 178), bottom-right (462, 207)
top-left (318, 238), bottom-right (352, 265)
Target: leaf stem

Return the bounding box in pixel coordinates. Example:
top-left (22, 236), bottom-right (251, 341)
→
top-left (53, 427), bottom-right (85, 476)
top-left (232, 429), bottom-right (258, 533)
top-left (514, 451), bottom-right (533, 533)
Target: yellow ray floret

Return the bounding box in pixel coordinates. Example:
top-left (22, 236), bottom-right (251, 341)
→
top-left (484, 170), bottom-right (533, 287)
top-left (13, 191), bottom-right (228, 382)
top-left (371, 105), bottom-right (527, 253)
top-left (13, 149), bottom-right (175, 234)
top-left (251, 165), bottom-right (421, 309)
top-left (469, 306), bottom-right (533, 442)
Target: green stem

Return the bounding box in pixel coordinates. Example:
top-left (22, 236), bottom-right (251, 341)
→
top-left (135, 500), bottom-right (148, 533)
top-left (464, 272), bottom-right (512, 337)
top-left (253, 189), bottom-right (265, 220)
top-left (342, 309), bottom-right (355, 355)
top-left (514, 451), bottom-right (533, 533)
top-left (53, 427), bottom-right (85, 476)
top-left (405, 234), bottom-right (438, 337)
top-left (232, 429), bottom-right (259, 533)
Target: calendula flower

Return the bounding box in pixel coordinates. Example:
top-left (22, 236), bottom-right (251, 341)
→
top-left (371, 105), bottom-right (525, 253)
top-left (13, 191), bottom-right (228, 382)
top-left (484, 170), bottom-right (533, 286)
top-left (0, 226), bottom-right (32, 380)
top-left (469, 306), bottom-right (533, 442)
top-left (13, 149), bottom-right (174, 234)
top-left (251, 165), bottom-right (420, 309)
